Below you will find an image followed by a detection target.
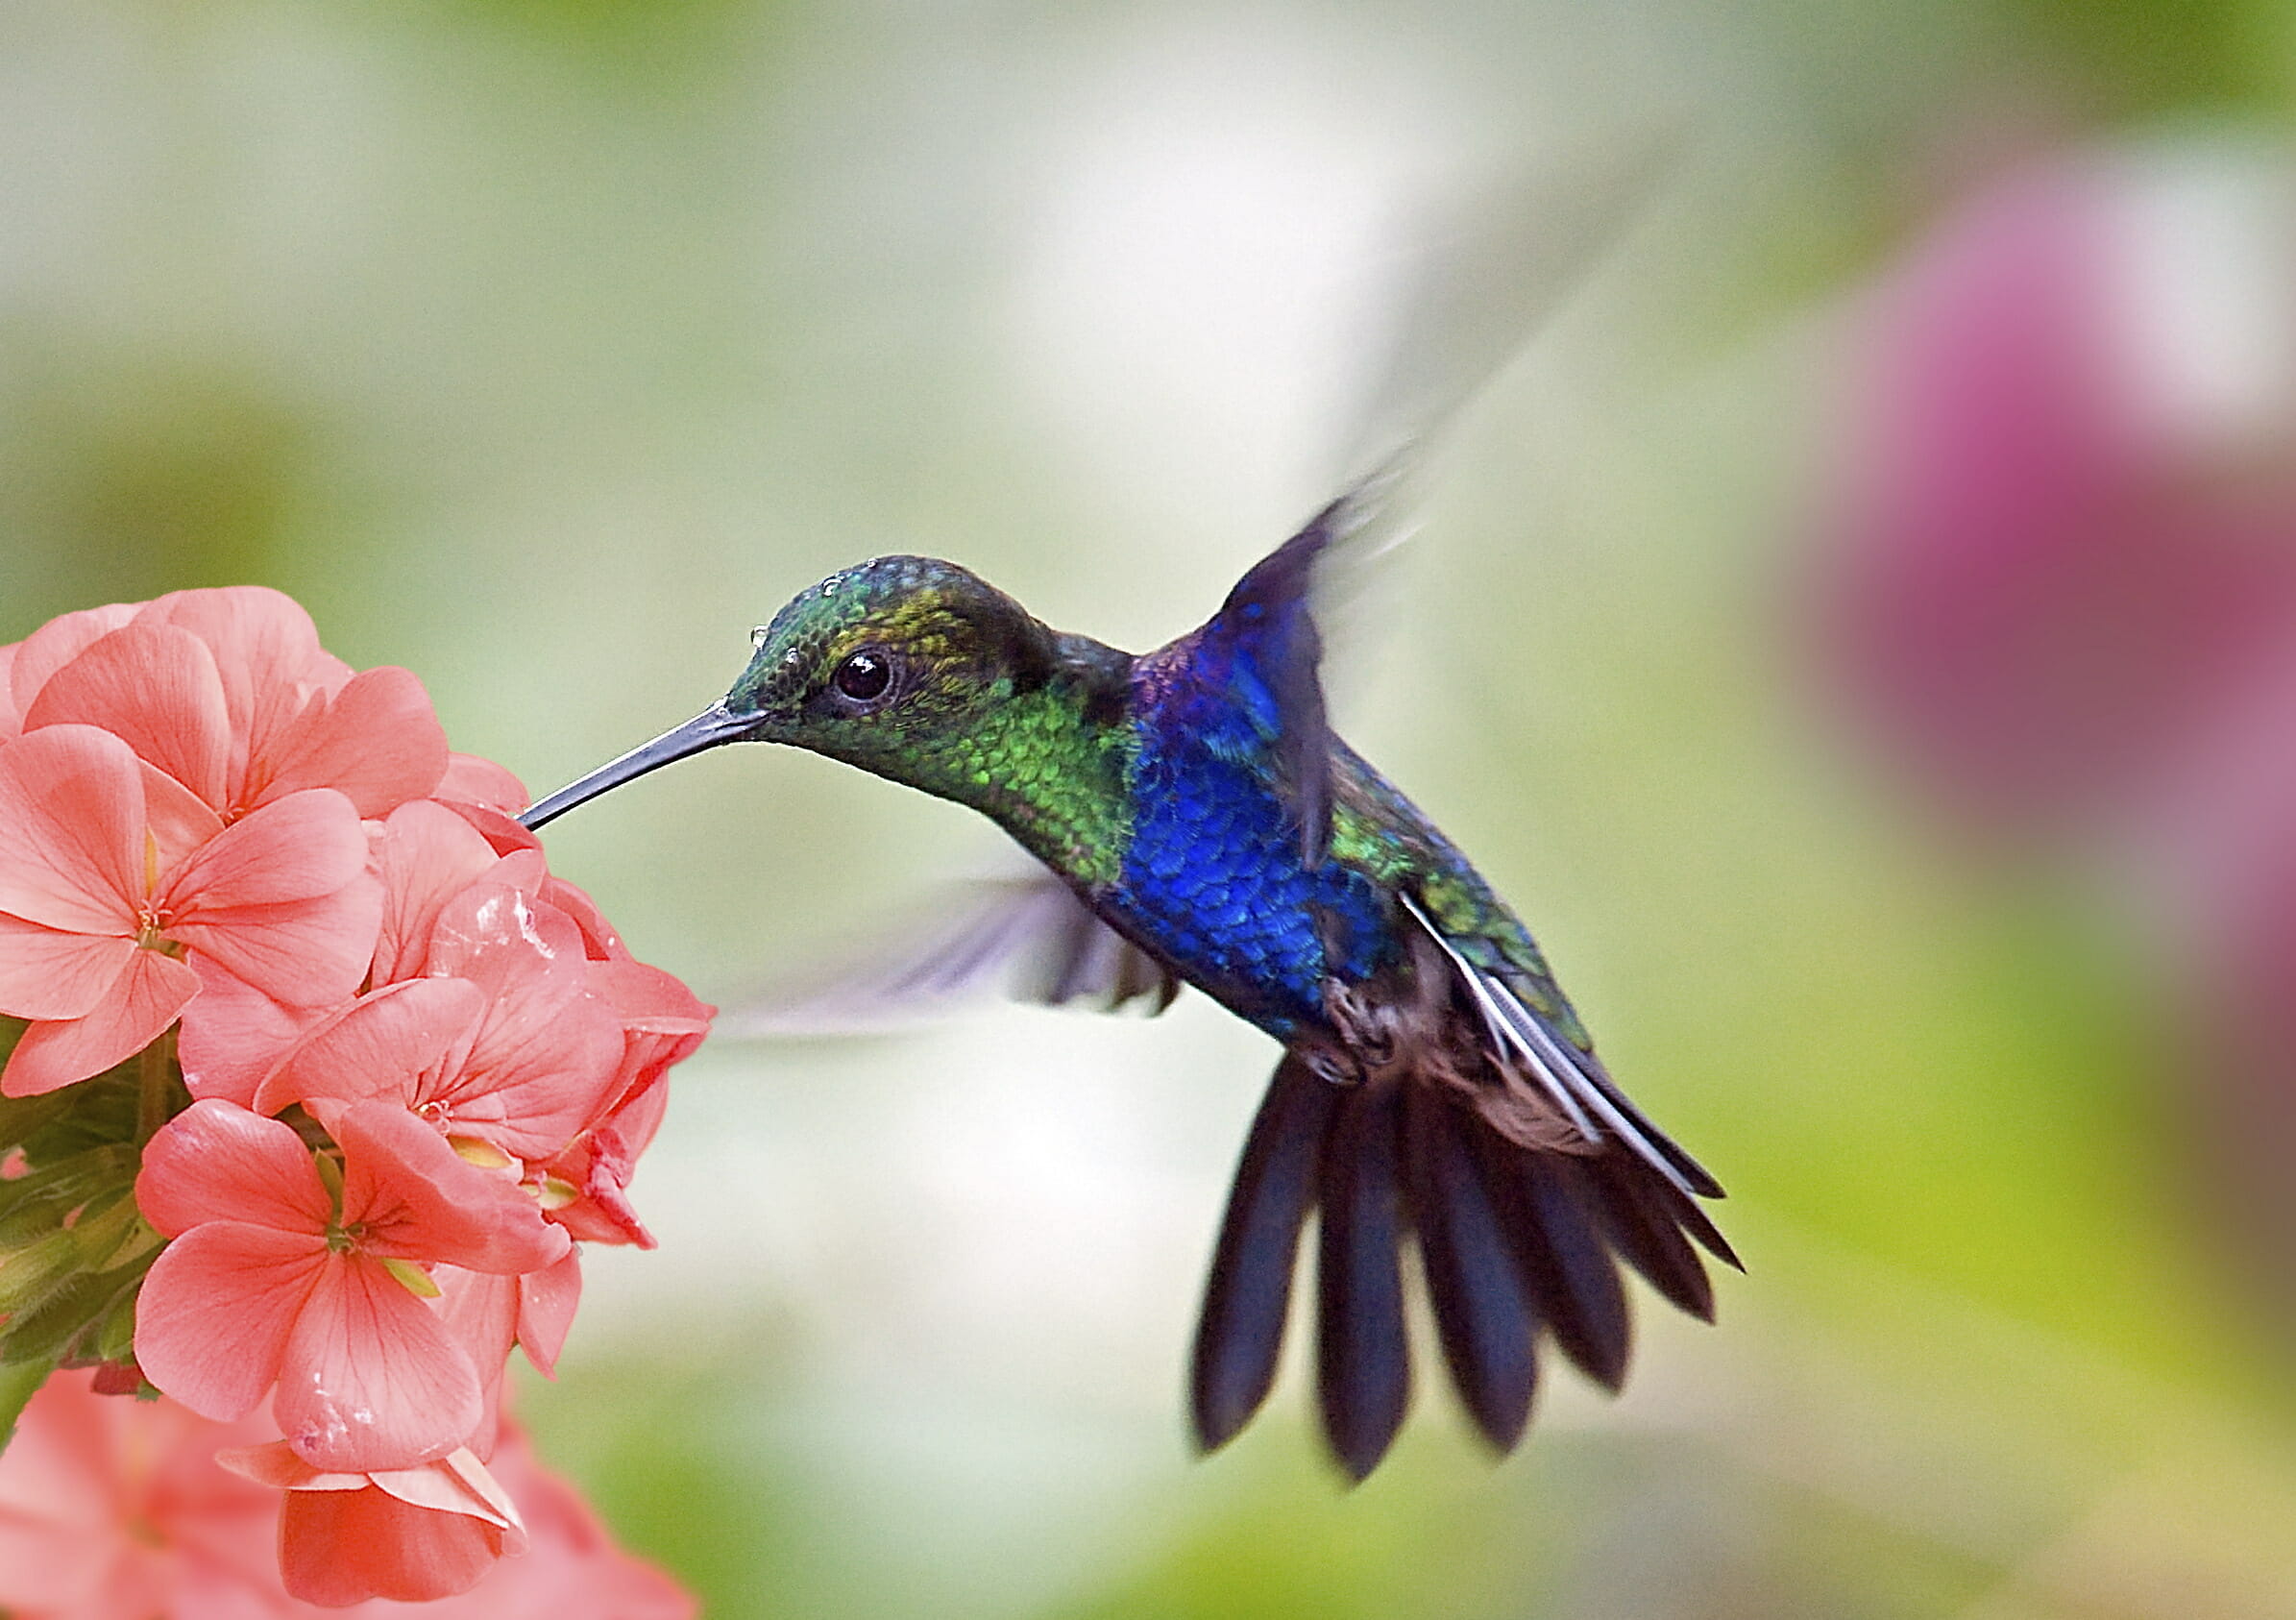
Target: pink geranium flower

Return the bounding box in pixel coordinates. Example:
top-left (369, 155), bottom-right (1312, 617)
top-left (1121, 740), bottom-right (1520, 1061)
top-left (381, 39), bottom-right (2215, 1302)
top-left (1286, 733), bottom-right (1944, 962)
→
top-left (257, 880), bottom-right (627, 1166)
top-left (134, 1098), bottom-right (569, 1473)
top-left (14, 587), bottom-right (448, 823)
top-left (0, 724), bottom-right (379, 1096)
top-left (219, 1440), bottom-right (526, 1607)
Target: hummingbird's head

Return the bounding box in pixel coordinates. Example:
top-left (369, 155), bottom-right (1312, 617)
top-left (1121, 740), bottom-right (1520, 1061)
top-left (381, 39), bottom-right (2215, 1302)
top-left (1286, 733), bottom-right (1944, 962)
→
top-left (721, 555), bottom-right (1060, 766)
top-left (518, 554), bottom-right (1125, 834)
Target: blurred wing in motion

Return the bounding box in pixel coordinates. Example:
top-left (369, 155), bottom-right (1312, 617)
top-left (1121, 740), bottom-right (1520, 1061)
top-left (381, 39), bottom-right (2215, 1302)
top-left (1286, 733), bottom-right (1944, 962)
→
top-left (1191, 131), bottom-right (1682, 867)
top-left (721, 870), bottom-right (1182, 1036)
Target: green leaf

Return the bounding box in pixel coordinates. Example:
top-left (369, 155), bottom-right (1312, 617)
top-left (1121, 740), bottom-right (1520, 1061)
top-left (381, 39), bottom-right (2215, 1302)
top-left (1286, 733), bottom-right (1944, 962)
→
top-left (0, 1352), bottom-right (55, 1458)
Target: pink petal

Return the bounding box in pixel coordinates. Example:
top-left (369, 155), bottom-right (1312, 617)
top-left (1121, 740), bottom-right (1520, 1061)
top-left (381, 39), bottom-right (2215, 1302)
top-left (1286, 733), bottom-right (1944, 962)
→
top-left (140, 587), bottom-right (343, 800)
top-left (438, 752), bottom-right (528, 813)
top-left (135, 1098), bottom-right (331, 1237)
top-left (161, 787), bottom-right (367, 911)
top-left (541, 874), bottom-right (626, 961)
top-left (433, 1265), bottom-right (519, 1456)
top-left (21, 623), bottom-right (232, 810)
top-left (372, 1445), bottom-right (524, 1536)
top-left (134, 1222), bottom-right (323, 1420)
top-left (214, 1438), bottom-right (349, 1490)
top-left (370, 800), bottom-right (502, 985)
top-left (176, 876), bottom-right (383, 1019)
top-left (7, 602), bottom-right (139, 717)
top-left (427, 886), bottom-right (628, 1159)
top-left (0, 914), bottom-right (132, 1020)
top-left (173, 954), bottom-right (327, 1107)
top-left (335, 1101), bottom-right (570, 1276)
top-left (1, 950), bottom-right (198, 1097)
top-left (516, 1246), bottom-right (582, 1377)
top-left (138, 761), bottom-right (224, 876)
top-left (256, 665), bottom-right (449, 817)
top-left (435, 797), bottom-right (543, 855)
top-left (255, 975), bottom-right (487, 1118)
top-left (0, 724), bottom-right (144, 934)
top-left (275, 1253), bottom-right (483, 1472)
top-left (278, 1474), bottom-right (509, 1605)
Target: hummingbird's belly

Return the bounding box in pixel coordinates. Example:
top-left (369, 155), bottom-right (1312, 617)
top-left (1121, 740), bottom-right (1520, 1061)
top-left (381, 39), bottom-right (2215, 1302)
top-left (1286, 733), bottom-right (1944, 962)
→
top-left (1112, 746), bottom-right (1391, 1037)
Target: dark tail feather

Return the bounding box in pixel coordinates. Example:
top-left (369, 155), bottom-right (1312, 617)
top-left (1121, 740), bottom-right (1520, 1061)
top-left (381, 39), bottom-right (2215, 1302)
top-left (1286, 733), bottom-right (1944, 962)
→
top-left (1315, 1075), bottom-right (1411, 1481)
top-left (1485, 1142), bottom-right (1632, 1391)
top-left (1405, 1089), bottom-right (1539, 1451)
top-left (1190, 1057), bottom-right (1337, 1453)
top-left (1570, 1153), bottom-right (1722, 1322)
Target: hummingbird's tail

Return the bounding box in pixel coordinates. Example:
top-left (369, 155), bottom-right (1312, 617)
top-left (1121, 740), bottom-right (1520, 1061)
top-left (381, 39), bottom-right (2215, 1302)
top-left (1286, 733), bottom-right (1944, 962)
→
top-left (1189, 1053), bottom-right (1736, 1481)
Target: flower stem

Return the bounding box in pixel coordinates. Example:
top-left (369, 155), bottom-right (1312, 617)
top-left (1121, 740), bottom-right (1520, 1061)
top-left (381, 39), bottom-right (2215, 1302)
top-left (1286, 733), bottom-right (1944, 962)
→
top-left (135, 1032), bottom-right (176, 1146)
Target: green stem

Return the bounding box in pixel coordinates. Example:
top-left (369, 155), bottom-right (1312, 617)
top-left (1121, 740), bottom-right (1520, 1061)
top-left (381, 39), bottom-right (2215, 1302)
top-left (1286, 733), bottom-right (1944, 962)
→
top-left (134, 1032), bottom-right (175, 1147)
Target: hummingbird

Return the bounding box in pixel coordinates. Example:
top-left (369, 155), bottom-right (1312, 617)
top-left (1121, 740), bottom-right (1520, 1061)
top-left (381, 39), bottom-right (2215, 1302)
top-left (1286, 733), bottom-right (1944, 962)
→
top-left (520, 144), bottom-right (1733, 1478)
top-left (519, 484), bottom-right (1735, 1481)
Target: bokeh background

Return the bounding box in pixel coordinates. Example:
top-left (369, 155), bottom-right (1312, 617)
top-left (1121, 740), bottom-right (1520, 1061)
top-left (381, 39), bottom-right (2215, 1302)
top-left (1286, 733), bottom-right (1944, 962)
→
top-left (10, 1), bottom-right (2296, 1615)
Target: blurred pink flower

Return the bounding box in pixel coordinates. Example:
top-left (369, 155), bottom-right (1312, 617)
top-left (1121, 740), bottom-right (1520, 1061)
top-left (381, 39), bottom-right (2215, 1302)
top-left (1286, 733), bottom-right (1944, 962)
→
top-left (0, 724), bottom-right (379, 1095)
top-left (0, 1369), bottom-right (289, 1620)
top-left (0, 1372), bottom-right (693, 1617)
top-left (1825, 154), bottom-right (2296, 844)
top-left (134, 1097), bottom-right (568, 1472)
top-left (1823, 144), bottom-right (2296, 1320)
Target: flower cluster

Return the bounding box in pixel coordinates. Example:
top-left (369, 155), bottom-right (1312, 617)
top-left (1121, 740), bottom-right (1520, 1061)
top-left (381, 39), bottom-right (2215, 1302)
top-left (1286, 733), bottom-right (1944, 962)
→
top-left (0, 588), bottom-right (710, 1607)
top-left (0, 1367), bottom-right (691, 1617)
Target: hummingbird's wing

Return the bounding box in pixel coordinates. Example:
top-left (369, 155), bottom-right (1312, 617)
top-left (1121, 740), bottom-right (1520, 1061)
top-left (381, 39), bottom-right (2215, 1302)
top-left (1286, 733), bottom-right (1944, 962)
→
top-left (1191, 134), bottom-right (1680, 871)
top-left (721, 870), bottom-right (1181, 1035)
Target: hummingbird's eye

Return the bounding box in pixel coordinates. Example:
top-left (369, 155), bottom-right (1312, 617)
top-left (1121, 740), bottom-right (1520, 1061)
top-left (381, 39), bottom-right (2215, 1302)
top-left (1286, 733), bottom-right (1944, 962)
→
top-left (831, 650), bottom-right (893, 702)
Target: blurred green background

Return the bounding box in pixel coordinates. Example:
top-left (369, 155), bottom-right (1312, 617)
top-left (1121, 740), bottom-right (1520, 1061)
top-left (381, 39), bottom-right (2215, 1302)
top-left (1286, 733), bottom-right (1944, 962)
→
top-left (8, 1), bottom-right (2296, 1615)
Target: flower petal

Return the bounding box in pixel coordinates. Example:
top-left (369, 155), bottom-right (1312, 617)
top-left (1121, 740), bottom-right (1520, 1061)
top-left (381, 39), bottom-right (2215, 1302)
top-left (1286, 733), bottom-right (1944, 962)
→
top-left (161, 787), bottom-right (367, 911)
top-left (258, 665), bottom-right (448, 817)
top-left (136, 1097), bottom-right (332, 1237)
top-left (0, 914), bottom-right (133, 1021)
top-left (141, 586), bottom-right (345, 799)
top-left (370, 800), bottom-right (501, 985)
top-left (278, 1473), bottom-right (509, 1605)
top-left (1, 949), bottom-right (198, 1096)
top-left (173, 954), bottom-right (327, 1107)
top-left (335, 1101), bottom-right (570, 1276)
top-left (139, 760), bottom-right (224, 876)
top-left (517, 1246), bottom-right (582, 1377)
top-left (174, 876), bottom-right (383, 1018)
top-left (21, 623), bottom-right (232, 810)
top-left (255, 975), bottom-right (487, 1117)
top-left (433, 1265), bottom-right (519, 1457)
top-left (7, 602), bottom-right (139, 717)
top-left (438, 752), bottom-right (528, 814)
top-left (134, 1221), bottom-right (322, 1420)
top-left (275, 1253), bottom-right (484, 1472)
top-left (0, 724), bottom-right (143, 934)
top-left (426, 886), bottom-right (627, 1160)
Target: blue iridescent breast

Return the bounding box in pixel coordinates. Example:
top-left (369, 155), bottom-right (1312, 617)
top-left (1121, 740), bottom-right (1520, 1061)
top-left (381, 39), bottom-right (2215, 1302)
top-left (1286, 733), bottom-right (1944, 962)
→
top-left (1109, 693), bottom-right (1392, 1039)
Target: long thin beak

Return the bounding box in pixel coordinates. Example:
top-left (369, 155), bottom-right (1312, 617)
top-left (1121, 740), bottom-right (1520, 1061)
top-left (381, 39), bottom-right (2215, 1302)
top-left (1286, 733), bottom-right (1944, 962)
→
top-left (519, 703), bottom-right (761, 830)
